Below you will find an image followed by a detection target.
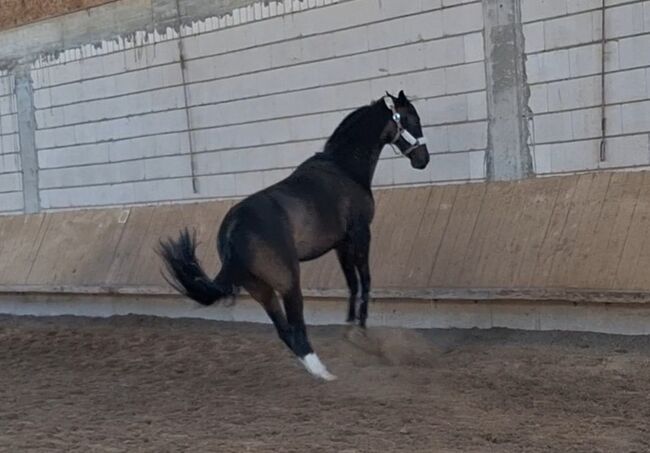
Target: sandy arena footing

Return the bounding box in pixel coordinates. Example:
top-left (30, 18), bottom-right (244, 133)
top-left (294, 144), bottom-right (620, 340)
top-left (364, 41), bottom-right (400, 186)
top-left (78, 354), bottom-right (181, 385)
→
top-left (1, 314), bottom-right (649, 452)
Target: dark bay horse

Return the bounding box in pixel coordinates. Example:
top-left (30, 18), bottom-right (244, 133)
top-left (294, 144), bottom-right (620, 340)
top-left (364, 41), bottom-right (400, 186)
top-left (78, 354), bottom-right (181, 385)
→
top-left (158, 91), bottom-right (429, 380)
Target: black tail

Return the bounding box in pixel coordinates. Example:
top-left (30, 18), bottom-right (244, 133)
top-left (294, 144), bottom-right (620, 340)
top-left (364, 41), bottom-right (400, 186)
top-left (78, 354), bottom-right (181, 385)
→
top-left (157, 228), bottom-right (234, 306)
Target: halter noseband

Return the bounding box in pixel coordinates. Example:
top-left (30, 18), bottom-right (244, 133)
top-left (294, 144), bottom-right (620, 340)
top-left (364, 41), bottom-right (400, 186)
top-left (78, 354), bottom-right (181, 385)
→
top-left (384, 96), bottom-right (427, 156)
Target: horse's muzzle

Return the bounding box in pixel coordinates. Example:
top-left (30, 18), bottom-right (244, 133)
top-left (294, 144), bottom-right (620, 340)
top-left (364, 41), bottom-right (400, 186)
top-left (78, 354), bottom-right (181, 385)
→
top-left (409, 145), bottom-right (430, 169)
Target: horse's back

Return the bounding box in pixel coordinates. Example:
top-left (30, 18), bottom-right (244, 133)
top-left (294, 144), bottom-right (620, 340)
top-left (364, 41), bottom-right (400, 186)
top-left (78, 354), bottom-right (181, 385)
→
top-left (273, 157), bottom-right (373, 259)
top-left (218, 155), bottom-right (373, 267)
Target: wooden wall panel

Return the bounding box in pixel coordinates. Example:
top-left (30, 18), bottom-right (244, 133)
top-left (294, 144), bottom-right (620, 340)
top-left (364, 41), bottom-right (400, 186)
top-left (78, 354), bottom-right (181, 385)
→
top-left (3, 171), bottom-right (650, 294)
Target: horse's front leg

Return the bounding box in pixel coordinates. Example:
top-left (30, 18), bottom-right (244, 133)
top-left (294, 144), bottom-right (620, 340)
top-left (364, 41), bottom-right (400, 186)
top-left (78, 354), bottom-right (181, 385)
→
top-left (355, 226), bottom-right (371, 328)
top-left (336, 244), bottom-right (358, 323)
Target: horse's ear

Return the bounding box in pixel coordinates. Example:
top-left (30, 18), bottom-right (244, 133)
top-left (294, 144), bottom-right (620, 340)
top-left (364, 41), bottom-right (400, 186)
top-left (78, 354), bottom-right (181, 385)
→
top-left (397, 90), bottom-right (408, 105)
top-left (385, 91), bottom-right (394, 99)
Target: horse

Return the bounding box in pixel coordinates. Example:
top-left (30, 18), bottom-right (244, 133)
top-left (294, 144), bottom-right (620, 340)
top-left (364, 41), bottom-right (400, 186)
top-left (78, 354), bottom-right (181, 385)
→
top-left (158, 90), bottom-right (429, 380)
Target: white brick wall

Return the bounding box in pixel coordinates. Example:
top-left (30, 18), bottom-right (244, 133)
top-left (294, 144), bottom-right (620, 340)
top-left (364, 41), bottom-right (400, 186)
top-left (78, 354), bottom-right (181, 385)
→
top-left (524, 0), bottom-right (650, 175)
top-left (8, 0), bottom-right (650, 213)
top-left (14, 0), bottom-right (486, 211)
top-left (0, 73), bottom-right (23, 214)
top-left (6, 0), bottom-right (650, 213)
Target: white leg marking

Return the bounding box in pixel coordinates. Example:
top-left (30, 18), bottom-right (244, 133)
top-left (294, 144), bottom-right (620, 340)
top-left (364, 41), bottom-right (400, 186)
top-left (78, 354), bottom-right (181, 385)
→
top-left (300, 353), bottom-right (337, 381)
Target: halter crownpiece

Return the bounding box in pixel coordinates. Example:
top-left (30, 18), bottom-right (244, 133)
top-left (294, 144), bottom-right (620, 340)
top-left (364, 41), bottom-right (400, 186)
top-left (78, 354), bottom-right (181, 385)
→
top-left (383, 96), bottom-right (427, 156)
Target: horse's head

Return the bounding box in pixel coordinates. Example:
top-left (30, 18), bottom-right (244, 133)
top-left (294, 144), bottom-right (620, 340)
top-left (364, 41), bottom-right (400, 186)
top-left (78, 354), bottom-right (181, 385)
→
top-left (382, 90), bottom-right (430, 170)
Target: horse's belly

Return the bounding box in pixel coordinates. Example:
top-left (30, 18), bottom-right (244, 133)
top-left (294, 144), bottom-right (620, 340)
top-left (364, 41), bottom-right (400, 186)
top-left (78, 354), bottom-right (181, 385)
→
top-left (295, 232), bottom-right (341, 262)
top-left (284, 197), bottom-right (347, 261)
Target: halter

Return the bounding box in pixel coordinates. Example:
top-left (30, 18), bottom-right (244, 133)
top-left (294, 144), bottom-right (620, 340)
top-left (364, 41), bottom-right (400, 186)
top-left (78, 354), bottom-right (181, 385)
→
top-left (384, 96), bottom-right (427, 156)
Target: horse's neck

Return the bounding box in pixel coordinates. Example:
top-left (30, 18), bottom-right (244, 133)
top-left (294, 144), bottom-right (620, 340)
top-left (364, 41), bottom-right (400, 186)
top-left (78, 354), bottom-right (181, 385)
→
top-left (339, 145), bottom-right (383, 190)
top-left (328, 106), bottom-right (387, 189)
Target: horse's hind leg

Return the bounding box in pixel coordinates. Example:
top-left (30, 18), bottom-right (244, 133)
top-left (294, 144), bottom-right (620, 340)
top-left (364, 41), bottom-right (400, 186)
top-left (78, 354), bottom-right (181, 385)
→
top-left (281, 284), bottom-right (337, 381)
top-left (246, 275), bottom-right (336, 381)
top-left (244, 278), bottom-right (293, 352)
top-left (336, 243), bottom-right (358, 323)
top-left (245, 238), bottom-right (335, 380)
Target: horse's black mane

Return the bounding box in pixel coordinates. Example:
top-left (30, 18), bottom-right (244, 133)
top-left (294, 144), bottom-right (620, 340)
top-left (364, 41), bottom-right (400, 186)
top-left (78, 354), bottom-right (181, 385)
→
top-left (315, 98), bottom-right (389, 189)
top-left (323, 100), bottom-right (385, 154)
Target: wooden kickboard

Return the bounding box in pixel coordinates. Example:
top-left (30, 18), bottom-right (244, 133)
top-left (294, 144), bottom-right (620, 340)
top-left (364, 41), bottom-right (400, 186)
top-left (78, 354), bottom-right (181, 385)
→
top-left (2, 171), bottom-right (650, 294)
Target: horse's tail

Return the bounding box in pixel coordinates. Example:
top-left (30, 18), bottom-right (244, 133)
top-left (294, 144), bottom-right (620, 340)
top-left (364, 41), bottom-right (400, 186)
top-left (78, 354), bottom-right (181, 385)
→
top-left (157, 228), bottom-right (235, 306)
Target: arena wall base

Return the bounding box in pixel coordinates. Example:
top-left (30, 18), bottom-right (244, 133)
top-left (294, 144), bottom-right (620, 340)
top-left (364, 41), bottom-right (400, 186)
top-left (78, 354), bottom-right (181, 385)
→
top-left (1, 292), bottom-right (649, 336)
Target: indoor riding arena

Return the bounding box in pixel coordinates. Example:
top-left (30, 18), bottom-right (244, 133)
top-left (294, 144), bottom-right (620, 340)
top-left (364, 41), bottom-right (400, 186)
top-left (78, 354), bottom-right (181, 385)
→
top-left (1, 0), bottom-right (650, 452)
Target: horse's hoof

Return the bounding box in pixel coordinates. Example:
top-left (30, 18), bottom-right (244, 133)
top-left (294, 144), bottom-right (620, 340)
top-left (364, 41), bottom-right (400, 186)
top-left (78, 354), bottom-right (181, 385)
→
top-left (300, 353), bottom-right (337, 381)
top-left (313, 367), bottom-right (337, 381)
top-left (320, 371), bottom-right (338, 381)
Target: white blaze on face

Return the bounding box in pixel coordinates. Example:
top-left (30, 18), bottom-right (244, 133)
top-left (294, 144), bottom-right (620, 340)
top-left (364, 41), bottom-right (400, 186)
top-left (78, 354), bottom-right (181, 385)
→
top-left (300, 353), bottom-right (337, 381)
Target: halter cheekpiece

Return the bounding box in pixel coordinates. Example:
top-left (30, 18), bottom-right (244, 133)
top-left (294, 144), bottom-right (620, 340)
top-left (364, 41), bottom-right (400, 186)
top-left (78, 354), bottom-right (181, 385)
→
top-left (383, 96), bottom-right (427, 156)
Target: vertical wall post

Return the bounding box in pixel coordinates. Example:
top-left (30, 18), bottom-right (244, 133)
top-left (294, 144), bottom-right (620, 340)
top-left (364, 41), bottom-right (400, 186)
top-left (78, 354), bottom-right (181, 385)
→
top-left (483, 0), bottom-right (533, 181)
top-left (14, 65), bottom-right (40, 213)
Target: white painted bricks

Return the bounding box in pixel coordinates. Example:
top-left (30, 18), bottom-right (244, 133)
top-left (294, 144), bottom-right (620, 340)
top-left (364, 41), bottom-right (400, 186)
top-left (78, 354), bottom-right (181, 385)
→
top-left (0, 173), bottom-right (22, 194)
top-left (525, 0), bottom-right (650, 175)
top-left (4, 0), bottom-right (650, 215)
top-left (0, 191), bottom-right (23, 211)
top-left (14, 0), bottom-right (490, 212)
top-left (0, 0), bottom-right (563, 212)
top-left (7, 0), bottom-right (650, 213)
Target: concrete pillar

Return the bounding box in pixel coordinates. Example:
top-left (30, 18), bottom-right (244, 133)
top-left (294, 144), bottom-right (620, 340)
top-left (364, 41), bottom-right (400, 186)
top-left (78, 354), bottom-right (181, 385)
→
top-left (14, 66), bottom-right (40, 213)
top-left (483, 0), bottom-right (533, 181)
